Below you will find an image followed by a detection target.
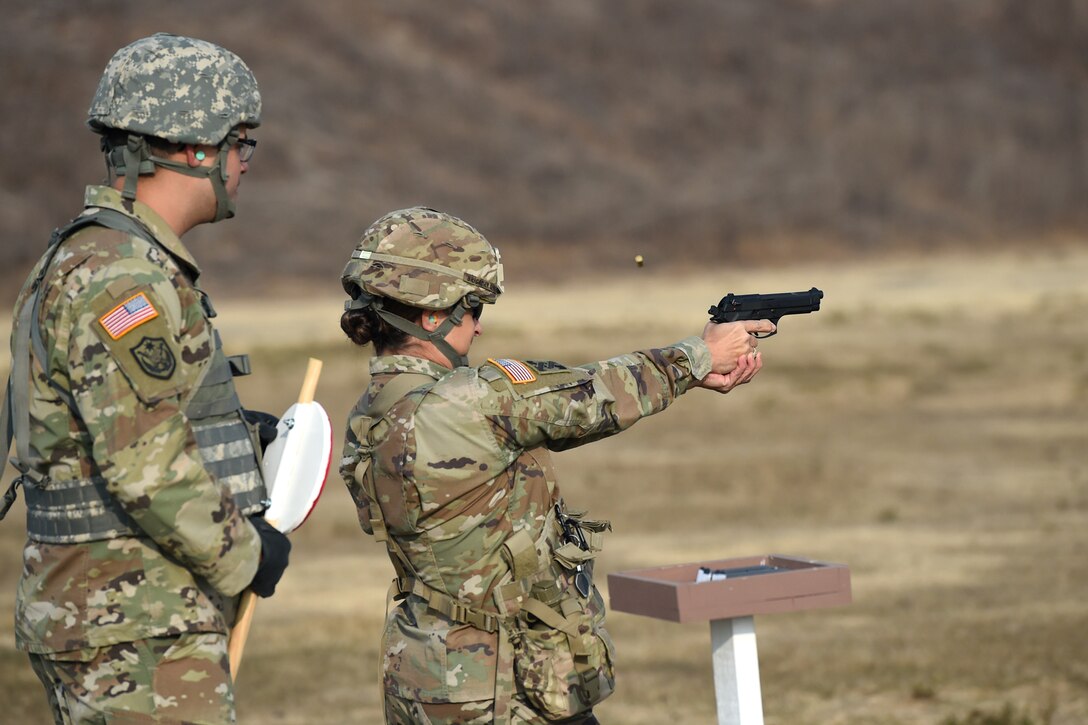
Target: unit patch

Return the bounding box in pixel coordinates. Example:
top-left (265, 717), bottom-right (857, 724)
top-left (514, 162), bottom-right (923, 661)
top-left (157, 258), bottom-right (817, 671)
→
top-left (98, 292), bottom-right (159, 340)
top-left (487, 358), bottom-right (537, 384)
top-left (129, 336), bottom-right (176, 380)
top-left (526, 360), bottom-right (568, 372)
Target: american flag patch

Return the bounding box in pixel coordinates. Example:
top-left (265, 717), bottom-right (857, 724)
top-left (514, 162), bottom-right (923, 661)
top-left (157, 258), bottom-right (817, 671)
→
top-left (488, 358), bottom-right (537, 384)
top-left (99, 292), bottom-right (159, 340)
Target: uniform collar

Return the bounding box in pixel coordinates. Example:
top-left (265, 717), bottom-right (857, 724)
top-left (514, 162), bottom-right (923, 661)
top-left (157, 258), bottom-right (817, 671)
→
top-left (83, 185), bottom-right (203, 281)
top-left (369, 354), bottom-right (451, 379)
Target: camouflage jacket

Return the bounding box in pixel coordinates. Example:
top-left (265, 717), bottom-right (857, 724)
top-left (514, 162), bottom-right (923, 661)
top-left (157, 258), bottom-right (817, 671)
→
top-left (340, 338), bottom-right (711, 703)
top-left (10, 185), bottom-right (261, 655)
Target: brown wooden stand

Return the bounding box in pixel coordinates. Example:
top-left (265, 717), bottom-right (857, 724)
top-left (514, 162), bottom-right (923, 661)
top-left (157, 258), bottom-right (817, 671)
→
top-left (608, 554), bottom-right (852, 724)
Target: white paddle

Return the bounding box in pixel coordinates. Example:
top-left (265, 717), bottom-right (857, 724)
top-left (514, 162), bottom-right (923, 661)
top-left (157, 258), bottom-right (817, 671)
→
top-left (228, 358), bottom-right (333, 678)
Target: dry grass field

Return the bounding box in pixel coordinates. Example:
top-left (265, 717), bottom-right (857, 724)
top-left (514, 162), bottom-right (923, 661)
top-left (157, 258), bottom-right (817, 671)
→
top-left (1, 249), bottom-right (1085, 724)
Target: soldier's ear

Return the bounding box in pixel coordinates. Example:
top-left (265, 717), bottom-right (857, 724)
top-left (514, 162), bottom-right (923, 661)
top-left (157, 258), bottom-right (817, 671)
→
top-left (420, 312), bottom-right (441, 332)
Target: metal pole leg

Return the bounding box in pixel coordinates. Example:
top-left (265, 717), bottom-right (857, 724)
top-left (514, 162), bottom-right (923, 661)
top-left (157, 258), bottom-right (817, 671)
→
top-left (710, 615), bottom-right (764, 725)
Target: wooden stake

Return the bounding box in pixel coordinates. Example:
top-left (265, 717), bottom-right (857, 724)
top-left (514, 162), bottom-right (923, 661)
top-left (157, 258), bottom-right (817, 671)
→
top-left (228, 357), bottom-right (323, 679)
top-left (297, 358), bottom-right (322, 405)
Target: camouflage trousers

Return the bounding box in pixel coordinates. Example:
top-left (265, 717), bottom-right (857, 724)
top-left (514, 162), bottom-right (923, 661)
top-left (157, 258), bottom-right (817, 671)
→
top-left (28, 632), bottom-right (234, 724)
top-left (384, 693), bottom-right (600, 725)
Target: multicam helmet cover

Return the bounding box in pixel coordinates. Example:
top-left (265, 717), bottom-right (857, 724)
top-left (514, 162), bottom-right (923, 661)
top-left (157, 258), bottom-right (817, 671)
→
top-left (87, 32), bottom-right (261, 145)
top-left (341, 207), bottom-right (504, 310)
top-left (341, 207), bottom-right (504, 368)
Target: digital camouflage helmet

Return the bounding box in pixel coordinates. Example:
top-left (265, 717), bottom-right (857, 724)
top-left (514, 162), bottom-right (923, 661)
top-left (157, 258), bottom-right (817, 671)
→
top-left (87, 33), bottom-right (262, 222)
top-left (341, 207), bottom-right (504, 368)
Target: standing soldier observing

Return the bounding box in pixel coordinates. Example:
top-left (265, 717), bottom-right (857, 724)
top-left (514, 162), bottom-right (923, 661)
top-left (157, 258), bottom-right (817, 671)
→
top-left (338, 207), bottom-right (774, 724)
top-left (0, 33), bottom-right (290, 724)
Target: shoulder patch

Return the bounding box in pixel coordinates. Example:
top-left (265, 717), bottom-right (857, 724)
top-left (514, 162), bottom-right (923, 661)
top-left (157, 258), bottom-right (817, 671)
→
top-left (524, 360), bottom-right (569, 373)
top-left (90, 283), bottom-right (183, 403)
top-left (98, 292), bottom-right (159, 340)
top-left (480, 357), bottom-right (592, 399)
top-left (129, 336), bottom-right (177, 379)
top-left (487, 358), bottom-right (537, 385)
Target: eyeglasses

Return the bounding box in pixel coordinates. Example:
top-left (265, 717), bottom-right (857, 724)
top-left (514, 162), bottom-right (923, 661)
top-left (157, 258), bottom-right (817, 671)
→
top-left (234, 137), bottom-right (257, 162)
top-left (469, 302), bottom-right (483, 321)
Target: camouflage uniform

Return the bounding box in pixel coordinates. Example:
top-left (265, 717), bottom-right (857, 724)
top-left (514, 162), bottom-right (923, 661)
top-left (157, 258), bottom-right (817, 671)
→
top-left (6, 185), bottom-right (265, 723)
top-left (342, 341), bottom-right (711, 723)
top-left (0, 34), bottom-right (276, 723)
top-left (339, 207), bottom-right (712, 722)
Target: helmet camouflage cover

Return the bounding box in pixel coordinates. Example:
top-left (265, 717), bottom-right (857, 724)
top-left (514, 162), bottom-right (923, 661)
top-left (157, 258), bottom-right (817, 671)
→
top-left (87, 32), bottom-right (261, 145)
top-left (341, 207), bottom-right (504, 311)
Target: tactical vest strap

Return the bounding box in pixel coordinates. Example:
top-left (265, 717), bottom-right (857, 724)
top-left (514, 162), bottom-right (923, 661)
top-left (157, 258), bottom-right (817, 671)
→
top-left (0, 378), bottom-right (18, 520)
top-left (191, 419), bottom-right (259, 478)
top-left (184, 333), bottom-right (267, 515)
top-left (26, 211), bottom-right (155, 398)
top-left (394, 576), bottom-right (499, 633)
top-left (185, 332), bottom-right (243, 419)
top-left (366, 372), bottom-right (435, 419)
top-left (493, 627), bottom-right (514, 725)
top-left (356, 371), bottom-right (507, 630)
top-left (23, 477), bottom-right (140, 543)
top-left (6, 207), bottom-right (267, 537)
top-left (2, 209), bottom-right (155, 524)
top-left (356, 371), bottom-right (439, 595)
top-left (501, 528), bottom-right (540, 581)
top-left (520, 598), bottom-right (584, 644)
top-left (227, 354), bottom-right (251, 377)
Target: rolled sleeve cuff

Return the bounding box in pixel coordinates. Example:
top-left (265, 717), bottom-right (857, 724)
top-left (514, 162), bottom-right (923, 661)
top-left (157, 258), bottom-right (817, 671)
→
top-left (672, 335), bottom-right (713, 381)
top-left (204, 521), bottom-right (262, 596)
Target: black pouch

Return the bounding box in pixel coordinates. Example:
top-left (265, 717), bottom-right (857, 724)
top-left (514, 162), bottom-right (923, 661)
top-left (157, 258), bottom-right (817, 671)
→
top-left (242, 408), bottom-right (279, 456)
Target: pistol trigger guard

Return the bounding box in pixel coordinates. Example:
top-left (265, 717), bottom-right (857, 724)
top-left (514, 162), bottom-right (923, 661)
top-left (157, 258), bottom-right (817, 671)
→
top-left (753, 330), bottom-right (777, 339)
top-left (758, 317), bottom-right (783, 338)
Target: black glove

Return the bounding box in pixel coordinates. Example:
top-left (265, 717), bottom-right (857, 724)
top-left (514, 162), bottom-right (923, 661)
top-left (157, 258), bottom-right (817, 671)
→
top-left (249, 515), bottom-right (291, 598)
top-left (242, 409), bottom-right (279, 454)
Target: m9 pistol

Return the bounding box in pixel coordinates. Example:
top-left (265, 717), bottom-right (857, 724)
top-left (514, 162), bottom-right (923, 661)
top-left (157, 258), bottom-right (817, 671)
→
top-left (708, 287), bottom-right (824, 338)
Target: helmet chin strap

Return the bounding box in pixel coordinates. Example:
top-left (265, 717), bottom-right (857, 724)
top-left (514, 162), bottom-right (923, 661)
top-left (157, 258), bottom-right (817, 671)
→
top-left (346, 294), bottom-right (473, 368)
top-left (110, 130), bottom-right (238, 222)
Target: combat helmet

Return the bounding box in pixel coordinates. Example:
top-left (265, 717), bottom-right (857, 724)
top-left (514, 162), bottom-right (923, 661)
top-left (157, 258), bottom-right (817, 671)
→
top-left (341, 207), bottom-right (504, 367)
top-left (87, 33), bottom-right (262, 222)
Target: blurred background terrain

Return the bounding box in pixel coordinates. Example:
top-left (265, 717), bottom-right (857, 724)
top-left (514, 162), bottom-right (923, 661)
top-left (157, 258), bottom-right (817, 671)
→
top-left (2, 0), bottom-right (1087, 300)
top-left (8, 251), bottom-right (1087, 724)
top-left (1, 1), bottom-right (1086, 724)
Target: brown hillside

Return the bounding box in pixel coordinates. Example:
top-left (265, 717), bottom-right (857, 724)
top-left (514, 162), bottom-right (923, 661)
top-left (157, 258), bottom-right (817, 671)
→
top-left (1, 0), bottom-right (1086, 302)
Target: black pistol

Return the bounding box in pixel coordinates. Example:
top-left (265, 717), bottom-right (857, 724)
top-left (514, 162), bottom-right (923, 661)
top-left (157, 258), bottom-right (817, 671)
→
top-left (708, 287), bottom-right (824, 338)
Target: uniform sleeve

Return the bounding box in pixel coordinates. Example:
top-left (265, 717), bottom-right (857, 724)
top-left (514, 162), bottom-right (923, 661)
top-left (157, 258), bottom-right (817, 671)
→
top-left (339, 399), bottom-right (376, 535)
top-left (62, 258), bottom-right (260, 596)
top-left (482, 336), bottom-right (712, 452)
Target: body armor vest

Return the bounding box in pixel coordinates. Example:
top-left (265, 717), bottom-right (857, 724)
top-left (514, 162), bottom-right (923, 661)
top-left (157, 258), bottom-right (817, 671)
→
top-left (349, 372), bottom-right (608, 622)
top-left (1, 209), bottom-right (267, 544)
